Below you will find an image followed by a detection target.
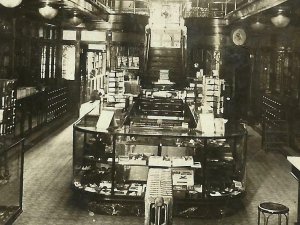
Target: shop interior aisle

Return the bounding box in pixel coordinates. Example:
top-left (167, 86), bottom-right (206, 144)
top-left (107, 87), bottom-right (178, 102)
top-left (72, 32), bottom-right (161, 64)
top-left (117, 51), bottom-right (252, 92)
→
top-left (14, 122), bottom-right (298, 225)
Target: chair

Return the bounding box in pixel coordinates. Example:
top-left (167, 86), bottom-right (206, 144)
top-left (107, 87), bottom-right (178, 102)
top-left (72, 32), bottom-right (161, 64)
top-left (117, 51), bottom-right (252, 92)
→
top-left (258, 202), bottom-right (289, 225)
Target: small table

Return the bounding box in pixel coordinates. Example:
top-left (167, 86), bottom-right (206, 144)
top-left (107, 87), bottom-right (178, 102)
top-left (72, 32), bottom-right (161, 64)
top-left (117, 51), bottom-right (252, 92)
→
top-left (287, 156), bottom-right (300, 225)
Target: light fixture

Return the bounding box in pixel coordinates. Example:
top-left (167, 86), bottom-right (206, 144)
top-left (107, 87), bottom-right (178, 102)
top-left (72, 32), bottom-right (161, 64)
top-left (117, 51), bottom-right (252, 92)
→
top-left (251, 21), bottom-right (265, 31)
top-left (0, 0), bottom-right (22, 8)
top-left (68, 13), bottom-right (82, 26)
top-left (39, 5), bottom-right (58, 20)
top-left (271, 9), bottom-right (290, 28)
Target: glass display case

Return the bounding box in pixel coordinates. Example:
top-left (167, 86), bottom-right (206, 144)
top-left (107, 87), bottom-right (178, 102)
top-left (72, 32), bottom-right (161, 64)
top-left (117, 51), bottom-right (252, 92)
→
top-left (73, 102), bottom-right (247, 217)
top-left (0, 138), bottom-right (24, 225)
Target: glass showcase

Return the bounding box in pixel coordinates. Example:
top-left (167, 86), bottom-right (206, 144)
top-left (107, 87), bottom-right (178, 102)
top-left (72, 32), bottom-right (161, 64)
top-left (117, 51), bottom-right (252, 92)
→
top-left (0, 139), bottom-right (24, 225)
top-left (73, 98), bottom-right (247, 217)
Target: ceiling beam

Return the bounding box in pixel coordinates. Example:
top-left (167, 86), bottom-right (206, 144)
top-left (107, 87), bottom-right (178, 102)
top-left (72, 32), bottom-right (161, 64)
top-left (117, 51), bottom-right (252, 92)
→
top-left (85, 0), bottom-right (113, 14)
top-left (63, 0), bottom-right (108, 20)
top-left (225, 0), bottom-right (289, 23)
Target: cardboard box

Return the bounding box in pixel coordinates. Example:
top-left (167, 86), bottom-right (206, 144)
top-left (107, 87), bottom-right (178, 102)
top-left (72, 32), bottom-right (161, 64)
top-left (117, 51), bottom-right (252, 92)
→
top-left (148, 156), bottom-right (172, 167)
top-left (172, 156), bottom-right (194, 167)
top-left (172, 169), bottom-right (194, 186)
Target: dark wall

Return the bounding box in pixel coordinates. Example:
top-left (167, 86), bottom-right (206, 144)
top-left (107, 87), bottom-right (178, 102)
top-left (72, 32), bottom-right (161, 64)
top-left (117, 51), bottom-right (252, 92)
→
top-left (186, 18), bottom-right (252, 120)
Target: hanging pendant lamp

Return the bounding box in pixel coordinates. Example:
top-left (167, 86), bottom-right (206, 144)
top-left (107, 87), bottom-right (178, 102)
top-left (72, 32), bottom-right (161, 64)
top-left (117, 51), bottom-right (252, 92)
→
top-left (251, 21), bottom-right (265, 31)
top-left (271, 9), bottom-right (290, 28)
top-left (0, 0), bottom-right (22, 8)
top-left (39, 5), bottom-right (58, 20)
top-left (68, 13), bottom-right (82, 26)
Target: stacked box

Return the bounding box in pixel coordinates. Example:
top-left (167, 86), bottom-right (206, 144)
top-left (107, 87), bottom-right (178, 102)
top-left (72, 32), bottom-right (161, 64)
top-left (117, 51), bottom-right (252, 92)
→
top-left (107, 71), bottom-right (125, 103)
top-left (202, 76), bottom-right (225, 115)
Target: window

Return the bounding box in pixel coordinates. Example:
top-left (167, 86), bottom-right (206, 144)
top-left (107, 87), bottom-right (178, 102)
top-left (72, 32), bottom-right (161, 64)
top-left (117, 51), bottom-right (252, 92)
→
top-left (40, 44), bottom-right (57, 79)
top-left (63, 30), bottom-right (76, 41)
top-left (62, 45), bottom-right (76, 80)
top-left (40, 46), bottom-right (47, 79)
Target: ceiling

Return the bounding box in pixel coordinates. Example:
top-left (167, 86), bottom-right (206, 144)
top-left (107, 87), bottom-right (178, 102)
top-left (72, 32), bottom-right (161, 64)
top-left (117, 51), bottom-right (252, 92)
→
top-left (2, 0), bottom-right (300, 29)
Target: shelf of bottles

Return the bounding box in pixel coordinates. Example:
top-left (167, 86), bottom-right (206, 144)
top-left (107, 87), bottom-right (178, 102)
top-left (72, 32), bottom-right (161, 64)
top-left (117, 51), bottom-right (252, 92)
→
top-left (47, 87), bottom-right (68, 123)
top-left (0, 80), bottom-right (16, 136)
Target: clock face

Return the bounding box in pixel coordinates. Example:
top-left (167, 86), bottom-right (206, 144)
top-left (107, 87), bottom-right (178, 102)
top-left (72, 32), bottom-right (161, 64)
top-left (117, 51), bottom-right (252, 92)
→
top-left (232, 28), bottom-right (247, 46)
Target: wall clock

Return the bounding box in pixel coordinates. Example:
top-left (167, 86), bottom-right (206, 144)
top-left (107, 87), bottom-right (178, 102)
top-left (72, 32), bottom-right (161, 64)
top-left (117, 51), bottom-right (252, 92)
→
top-left (232, 28), bottom-right (247, 46)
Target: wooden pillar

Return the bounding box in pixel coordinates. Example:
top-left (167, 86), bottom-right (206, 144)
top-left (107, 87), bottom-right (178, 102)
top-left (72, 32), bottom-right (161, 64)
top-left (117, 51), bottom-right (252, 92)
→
top-left (74, 29), bottom-right (81, 117)
top-left (11, 18), bottom-right (16, 78)
top-left (106, 30), bottom-right (112, 71)
top-left (56, 26), bottom-right (63, 83)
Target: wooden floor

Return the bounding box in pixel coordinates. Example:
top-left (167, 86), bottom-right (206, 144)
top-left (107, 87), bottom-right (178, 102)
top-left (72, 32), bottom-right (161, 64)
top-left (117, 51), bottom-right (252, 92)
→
top-left (14, 122), bottom-right (298, 225)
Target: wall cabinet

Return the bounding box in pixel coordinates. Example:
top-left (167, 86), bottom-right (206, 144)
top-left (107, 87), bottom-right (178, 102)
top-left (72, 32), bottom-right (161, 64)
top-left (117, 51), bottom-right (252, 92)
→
top-left (261, 94), bottom-right (300, 151)
top-left (15, 86), bottom-right (69, 137)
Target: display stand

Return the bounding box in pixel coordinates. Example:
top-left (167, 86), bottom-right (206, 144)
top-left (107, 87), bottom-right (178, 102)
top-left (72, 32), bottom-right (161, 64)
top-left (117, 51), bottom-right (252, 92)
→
top-left (72, 98), bottom-right (247, 219)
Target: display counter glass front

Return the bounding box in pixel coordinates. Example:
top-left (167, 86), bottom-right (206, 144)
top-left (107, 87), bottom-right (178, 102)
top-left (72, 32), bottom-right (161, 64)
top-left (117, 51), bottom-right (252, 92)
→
top-left (73, 100), bottom-right (247, 217)
top-left (0, 138), bottom-right (24, 225)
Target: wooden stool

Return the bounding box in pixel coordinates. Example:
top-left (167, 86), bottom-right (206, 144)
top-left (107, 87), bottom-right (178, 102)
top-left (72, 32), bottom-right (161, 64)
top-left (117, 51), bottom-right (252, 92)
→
top-left (258, 202), bottom-right (289, 225)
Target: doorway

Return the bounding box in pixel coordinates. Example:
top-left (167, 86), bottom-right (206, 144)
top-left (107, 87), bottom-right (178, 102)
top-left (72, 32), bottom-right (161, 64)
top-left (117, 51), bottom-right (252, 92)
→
top-left (80, 44), bottom-right (107, 104)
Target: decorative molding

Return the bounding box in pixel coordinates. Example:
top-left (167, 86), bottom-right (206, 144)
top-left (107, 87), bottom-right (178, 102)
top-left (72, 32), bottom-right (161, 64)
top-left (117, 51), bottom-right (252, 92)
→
top-left (225, 0), bottom-right (289, 23)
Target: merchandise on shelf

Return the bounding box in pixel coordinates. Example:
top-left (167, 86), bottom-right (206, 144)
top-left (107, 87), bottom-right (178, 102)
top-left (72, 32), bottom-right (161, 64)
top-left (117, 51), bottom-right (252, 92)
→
top-left (106, 71), bottom-right (125, 103)
top-left (172, 169), bottom-right (194, 186)
top-left (0, 79), bottom-right (16, 136)
top-left (202, 76), bottom-right (225, 115)
top-left (148, 156), bottom-right (172, 167)
top-left (118, 153), bottom-right (149, 166)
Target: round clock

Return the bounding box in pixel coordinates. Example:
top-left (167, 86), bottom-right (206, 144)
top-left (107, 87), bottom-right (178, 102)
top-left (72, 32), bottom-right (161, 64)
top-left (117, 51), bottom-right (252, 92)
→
top-left (232, 28), bottom-right (247, 46)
